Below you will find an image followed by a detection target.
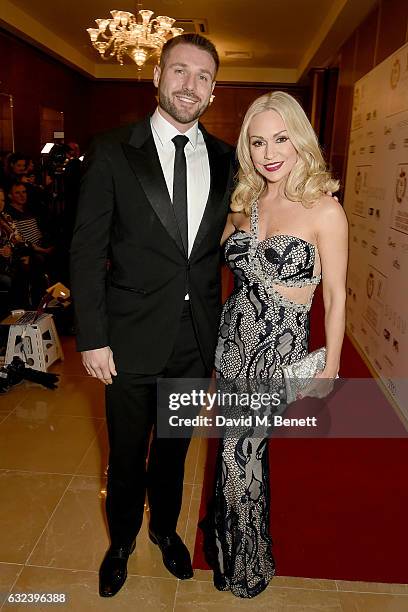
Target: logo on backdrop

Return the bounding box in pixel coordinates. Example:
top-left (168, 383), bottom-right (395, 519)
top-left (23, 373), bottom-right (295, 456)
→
top-left (366, 272), bottom-right (375, 299)
top-left (354, 170), bottom-right (362, 195)
top-left (353, 86), bottom-right (360, 112)
top-left (395, 169), bottom-right (406, 203)
top-left (390, 58), bottom-right (400, 89)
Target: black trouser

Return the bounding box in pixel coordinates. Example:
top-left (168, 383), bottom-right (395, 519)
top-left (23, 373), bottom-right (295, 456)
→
top-left (105, 302), bottom-right (209, 547)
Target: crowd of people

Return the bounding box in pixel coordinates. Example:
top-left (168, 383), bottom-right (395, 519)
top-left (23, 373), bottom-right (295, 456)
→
top-left (0, 146), bottom-right (81, 317)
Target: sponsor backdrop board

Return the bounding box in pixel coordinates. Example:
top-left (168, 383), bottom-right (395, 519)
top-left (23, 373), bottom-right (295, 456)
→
top-left (343, 41), bottom-right (408, 414)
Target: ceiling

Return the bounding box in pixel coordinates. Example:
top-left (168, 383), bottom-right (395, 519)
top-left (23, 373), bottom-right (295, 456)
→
top-left (1, 0), bottom-right (378, 82)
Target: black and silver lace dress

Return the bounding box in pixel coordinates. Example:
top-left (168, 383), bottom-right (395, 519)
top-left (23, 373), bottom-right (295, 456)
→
top-left (211, 200), bottom-right (321, 598)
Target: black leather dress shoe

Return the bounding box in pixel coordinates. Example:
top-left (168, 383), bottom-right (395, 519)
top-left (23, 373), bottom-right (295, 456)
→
top-left (149, 529), bottom-right (193, 579)
top-left (99, 540), bottom-right (136, 597)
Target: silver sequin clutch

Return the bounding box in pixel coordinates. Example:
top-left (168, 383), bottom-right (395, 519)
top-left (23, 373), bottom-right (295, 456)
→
top-left (281, 347), bottom-right (327, 404)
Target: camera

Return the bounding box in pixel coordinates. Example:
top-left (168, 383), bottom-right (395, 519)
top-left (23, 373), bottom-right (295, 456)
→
top-left (46, 144), bottom-right (71, 176)
top-left (0, 356), bottom-right (59, 393)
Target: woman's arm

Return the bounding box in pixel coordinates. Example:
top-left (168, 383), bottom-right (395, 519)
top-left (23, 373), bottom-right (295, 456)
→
top-left (316, 196), bottom-right (348, 378)
top-left (32, 243), bottom-right (54, 255)
top-left (220, 212), bottom-right (237, 246)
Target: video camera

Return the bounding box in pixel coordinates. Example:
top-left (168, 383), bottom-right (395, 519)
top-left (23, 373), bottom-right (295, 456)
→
top-left (45, 143), bottom-right (72, 176)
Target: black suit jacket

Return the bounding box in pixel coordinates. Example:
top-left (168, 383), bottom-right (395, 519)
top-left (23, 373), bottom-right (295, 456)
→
top-left (70, 116), bottom-right (235, 373)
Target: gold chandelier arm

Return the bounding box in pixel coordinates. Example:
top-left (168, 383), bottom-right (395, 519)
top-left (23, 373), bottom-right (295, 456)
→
top-left (86, 8), bottom-right (183, 68)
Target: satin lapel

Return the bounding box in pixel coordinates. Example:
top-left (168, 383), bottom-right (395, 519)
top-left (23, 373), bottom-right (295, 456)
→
top-left (190, 135), bottom-right (232, 259)
top-left (122, 122), bottom-right (185, 256)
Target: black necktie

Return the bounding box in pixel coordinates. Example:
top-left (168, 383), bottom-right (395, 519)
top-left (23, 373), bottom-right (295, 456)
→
top-left (172, 135), bottom-right (189, 255)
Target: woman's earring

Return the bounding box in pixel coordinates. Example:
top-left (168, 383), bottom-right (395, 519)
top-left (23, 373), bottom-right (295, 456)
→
top-left (209, 95), bottom-right (215, 105)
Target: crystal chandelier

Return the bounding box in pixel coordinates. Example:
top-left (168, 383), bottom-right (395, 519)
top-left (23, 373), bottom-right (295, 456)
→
top-left (86, 7), bottom-right (183, 69)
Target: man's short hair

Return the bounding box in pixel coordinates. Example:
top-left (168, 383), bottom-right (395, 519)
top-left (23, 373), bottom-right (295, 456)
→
top-left (8, 180), bottom-right (26, 194)
top-left (8, 153), bottom-right (26, 168)
top-left (160, 33), bottom-right (219, 75)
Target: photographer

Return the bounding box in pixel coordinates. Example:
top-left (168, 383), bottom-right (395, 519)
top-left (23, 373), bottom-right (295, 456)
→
top-left (6, 181), bottom-right (55, 306)
top-left (3, 153), bottom-right (27, 193)
top-left (0, 187), bottom-right (13, 293)
top-left (7, 182), bottom-right (54, 254)
top-left (0, 186), bottom-right (32, 310)
top-left (45, 143), bottom-right (82, 284)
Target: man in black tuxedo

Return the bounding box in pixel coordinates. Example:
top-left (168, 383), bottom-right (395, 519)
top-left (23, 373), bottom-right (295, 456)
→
top-left (70, 33), bottom-right (234, 597)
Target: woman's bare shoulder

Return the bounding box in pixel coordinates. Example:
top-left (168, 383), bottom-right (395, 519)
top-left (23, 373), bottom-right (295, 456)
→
top-left (312, 195), bottom-right (348, 237)
top-left (312, 193), bottom-right (343, 211)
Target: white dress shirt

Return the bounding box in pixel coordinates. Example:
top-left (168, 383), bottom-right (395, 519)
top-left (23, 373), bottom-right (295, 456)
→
top-left (150, 107), bottom-right (210, 258)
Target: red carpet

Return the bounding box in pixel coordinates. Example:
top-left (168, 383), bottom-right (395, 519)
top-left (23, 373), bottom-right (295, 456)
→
top-left (193, 273), bottom-right (408, 583)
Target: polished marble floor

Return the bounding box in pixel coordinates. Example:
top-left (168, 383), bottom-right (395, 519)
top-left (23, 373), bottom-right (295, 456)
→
top-left (1, 337), bottom-right (408, 610)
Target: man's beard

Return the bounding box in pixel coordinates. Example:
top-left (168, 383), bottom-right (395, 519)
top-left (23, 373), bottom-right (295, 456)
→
top-left (159, 90), bottom-right (209, 124)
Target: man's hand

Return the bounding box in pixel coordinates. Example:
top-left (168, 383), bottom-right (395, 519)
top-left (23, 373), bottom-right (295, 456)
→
top-left (81, 346), bottom-right (117, 385)
top-left (32, 244), bottom-right (54, 255)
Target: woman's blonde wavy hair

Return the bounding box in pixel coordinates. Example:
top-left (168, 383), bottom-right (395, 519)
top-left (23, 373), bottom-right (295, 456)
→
top-left (231, 91), bottom-right (339, 215)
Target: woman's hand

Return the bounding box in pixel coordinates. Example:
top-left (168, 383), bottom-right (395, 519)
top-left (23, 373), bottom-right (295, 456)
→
top-left (0, 245), bottom-right (12, 258)
top-left (298, 369), bottom-right (337, 400)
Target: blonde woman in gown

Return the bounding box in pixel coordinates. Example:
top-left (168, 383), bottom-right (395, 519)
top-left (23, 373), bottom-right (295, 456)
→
top-left (207, 92), bottom-right (348, 598)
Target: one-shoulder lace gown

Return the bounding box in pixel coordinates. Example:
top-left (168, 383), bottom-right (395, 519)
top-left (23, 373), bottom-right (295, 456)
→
top-left (210, 200), bottom-right (321, 598)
